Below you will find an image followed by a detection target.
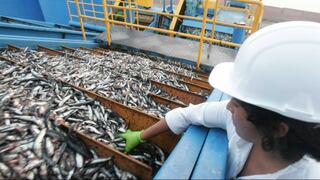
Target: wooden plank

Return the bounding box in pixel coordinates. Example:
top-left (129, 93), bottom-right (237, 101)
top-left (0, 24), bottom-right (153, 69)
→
top-left (63, 81), bottom-right (180, 153)
top-left (150, 80), bottom-right (205, 105)
top-left (60, 123), bottom-right (153, 179)
top-left (149, 93), bottom-right (187, 109)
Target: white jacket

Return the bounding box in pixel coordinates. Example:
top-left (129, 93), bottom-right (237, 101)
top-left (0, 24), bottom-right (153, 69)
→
top-left (165, 100), bottom-right (320, 179)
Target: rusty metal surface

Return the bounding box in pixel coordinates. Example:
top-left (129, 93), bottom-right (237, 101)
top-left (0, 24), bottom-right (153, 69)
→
top-left (194, 69), bottom-right (209, 80)
top-left (37, 45), bottom-right (85, 61)
top-left (149, 93), bottom-right (187, 109)
top-left (7, 44), bottom-right (21, 51)
top-left (178, 79), bottom-right (211, 94)
top-left (178, 74), bottom-right (211, 90)
top-left (94, 47), bottom-right (110, 55)
top-left (95, 47), bottom-right (109, 52)
top-left (150, 80), bottom-right (205, 105)
top-left (63, 81), bottom-right (180, 153)
top-left (80, 46), bottom-right (105, 55)
top-left (0, 55), bottom-right (23, 66)
top-left (152, 66), bottom-right (212, 90)
top-left (196, 73), bottom-right (209, 81)
top-left (61, 45), bottom-right (77, 52)
top-left (37, 45), bottom-right (64, 56)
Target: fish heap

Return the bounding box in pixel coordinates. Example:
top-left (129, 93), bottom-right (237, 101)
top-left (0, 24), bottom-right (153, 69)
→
top-left (155, 61), bottom-right (196, 78)
top-left (183, 26), bottom-right (232, 45)
top-left (1, 48), bottom-right (206, 119)
top-left (0, 60), bottom-right (164, 178)
top-left (62, 48), bottom-right (194, 92)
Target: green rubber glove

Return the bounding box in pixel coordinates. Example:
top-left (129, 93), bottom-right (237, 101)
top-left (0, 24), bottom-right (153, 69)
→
top-left (119, 130), bottom-right (145, 152)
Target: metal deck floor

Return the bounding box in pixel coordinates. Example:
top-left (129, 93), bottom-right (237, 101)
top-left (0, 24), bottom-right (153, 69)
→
top-left (97, 26), bottom-right (237, 68)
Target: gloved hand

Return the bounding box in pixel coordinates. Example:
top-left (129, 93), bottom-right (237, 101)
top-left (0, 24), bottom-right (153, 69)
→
top-left (119, 130), bottom-right (145, 152)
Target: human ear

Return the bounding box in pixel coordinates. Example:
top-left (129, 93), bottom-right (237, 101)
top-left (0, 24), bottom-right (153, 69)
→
top-left (275, 122), bottom-right (289, 137)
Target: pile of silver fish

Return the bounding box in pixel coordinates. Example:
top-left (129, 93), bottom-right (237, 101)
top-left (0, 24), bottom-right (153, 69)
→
top-left (155, 61), bottom-right (196, 78)
top-left (1, 48), bottom-right (206, 119)
top-left (183, 26), bottom-right (232, 44)
top-left (0, 46), bottom-right (207, 174)
top-left (0, 60), bottom-right (164, 178)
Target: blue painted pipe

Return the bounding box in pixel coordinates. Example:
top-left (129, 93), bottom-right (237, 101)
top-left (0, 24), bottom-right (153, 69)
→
top-left (0, 34), bottom-right (98, 49)
top-left (168, 0), bottom-right (173, 13)
top-left (69, 21), bottom-right (105, 32)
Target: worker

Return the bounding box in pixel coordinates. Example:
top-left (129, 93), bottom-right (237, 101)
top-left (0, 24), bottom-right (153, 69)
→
top-left (120, 21), bottom-right (320, 178)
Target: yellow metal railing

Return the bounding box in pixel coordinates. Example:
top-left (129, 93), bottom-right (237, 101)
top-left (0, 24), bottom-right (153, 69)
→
top-left (66, 0), bottom-right (263, 69)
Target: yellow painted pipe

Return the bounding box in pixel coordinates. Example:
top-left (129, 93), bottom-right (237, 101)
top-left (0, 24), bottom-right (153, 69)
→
top-left (169, 0), bottom-right (185, 37)
top-left (69, 1), bottom-right (255, 30)
top-left (81, 14), bottom-right (241, 48)
top-left (100, 4), bottom-right (253, 30)
top-left (103, 0), bottom-right (112, 46)
top-left (128, 0), bottom-right (134, 29)
top-left (74, 0), bottom-right (87, 40)
top-left (196, 0), bottom-right (210, 70)
top-left (71, 0), bottom-right (263, 66)
top-left (209, 0), bottom-right (219, 39)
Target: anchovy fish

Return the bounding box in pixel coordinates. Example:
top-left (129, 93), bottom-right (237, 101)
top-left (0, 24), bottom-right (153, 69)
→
top-left (0, 61), bottom-right (138, 179)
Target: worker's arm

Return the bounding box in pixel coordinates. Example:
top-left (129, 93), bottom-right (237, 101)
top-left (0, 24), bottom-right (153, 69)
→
top-left (140, 118), bottom-right (169, 140)
top-left (119, 119), bottom-right (169, 152)
top-left (165, 100), bottom-right (230, 134)
top-left (120, 100), bottom-right (231, 152)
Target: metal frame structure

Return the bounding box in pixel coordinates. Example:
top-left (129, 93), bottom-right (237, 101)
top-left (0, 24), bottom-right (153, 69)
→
top-left (66, 0), bottom-right (263, 69)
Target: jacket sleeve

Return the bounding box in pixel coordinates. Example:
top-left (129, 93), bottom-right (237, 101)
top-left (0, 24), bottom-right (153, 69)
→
top-left (165, 100), bottom-right (231, 134)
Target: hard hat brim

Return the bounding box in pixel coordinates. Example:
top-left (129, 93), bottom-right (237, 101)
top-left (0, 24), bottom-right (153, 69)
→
top-left (209, 62), bottom-right (235, 97)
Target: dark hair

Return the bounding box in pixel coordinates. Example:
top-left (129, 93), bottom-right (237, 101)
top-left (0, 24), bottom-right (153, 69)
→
top-left (234, 98), bottom-right (320, 162)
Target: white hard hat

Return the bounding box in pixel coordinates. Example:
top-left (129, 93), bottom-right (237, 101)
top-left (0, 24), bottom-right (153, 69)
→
top-left (209, 21), bottom-right (320, 123)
